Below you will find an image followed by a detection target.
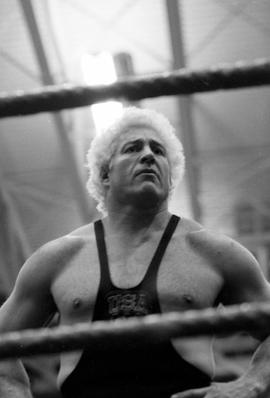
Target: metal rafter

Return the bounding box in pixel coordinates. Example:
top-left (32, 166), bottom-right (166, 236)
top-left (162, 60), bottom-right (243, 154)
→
top-left (64, 0), bottom-right (168, 66)
top-left (0, 171), bottom-right (32, 290)
top-left (19, 0), bottom-right (92, 222)
top-left (188, 0), bottom-right (252, 59)
top-left (165, 0), bottom-right (201, 221)
top-left (0, 48), bottom-right (40, 81)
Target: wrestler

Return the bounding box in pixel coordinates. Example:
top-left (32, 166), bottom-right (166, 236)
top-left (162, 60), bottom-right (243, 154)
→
top-left (0, 107), bottom-right (270, 398)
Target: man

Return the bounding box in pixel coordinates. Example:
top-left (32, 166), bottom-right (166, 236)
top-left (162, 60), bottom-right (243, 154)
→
top-left (0, 106), bottom-right (270, 398)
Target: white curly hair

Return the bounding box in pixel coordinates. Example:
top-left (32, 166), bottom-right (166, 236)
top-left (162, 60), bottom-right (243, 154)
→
top-left (86, 106), bottom-right (185, 215)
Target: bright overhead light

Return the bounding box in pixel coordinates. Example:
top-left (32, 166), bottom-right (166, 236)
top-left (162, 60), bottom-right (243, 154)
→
top-left (81, 52), bottom-right (123, 133)
top-left (82, 52), bottom-right (116, 85)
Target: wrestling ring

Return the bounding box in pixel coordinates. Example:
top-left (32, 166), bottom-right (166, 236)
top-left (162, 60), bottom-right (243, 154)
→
top-left (1, 58), bottom-right (270, 359)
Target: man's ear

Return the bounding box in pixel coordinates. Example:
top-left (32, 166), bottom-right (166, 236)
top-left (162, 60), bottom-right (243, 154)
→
top-left (101, 166), bottom-right (110, 186)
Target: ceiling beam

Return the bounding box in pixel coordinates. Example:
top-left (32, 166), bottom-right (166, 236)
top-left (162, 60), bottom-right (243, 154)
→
top-left (0, 171), bottom-right (32, 290)
top-left (195, 145), bottom-right (270, 164)
top-left (19, 0), bottom-right (93, 222)
top-left (165, 0), bottom-right (201, 221)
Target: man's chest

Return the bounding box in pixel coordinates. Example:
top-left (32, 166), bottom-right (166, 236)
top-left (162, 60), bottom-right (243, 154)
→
top-left (51, 238), bottom-right (223, 322)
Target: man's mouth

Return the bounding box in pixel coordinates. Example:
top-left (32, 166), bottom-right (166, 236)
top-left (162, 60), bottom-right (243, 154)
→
top-left (135, 169), bottom-right (159, 179)
top-left (136, 169), bottom-right (157, 176)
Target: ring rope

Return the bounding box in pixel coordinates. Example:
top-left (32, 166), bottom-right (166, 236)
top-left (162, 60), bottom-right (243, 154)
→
top-left (0, 58), bottom-right (270, 118)
top-left (1, 302), bottom-right (270, 359)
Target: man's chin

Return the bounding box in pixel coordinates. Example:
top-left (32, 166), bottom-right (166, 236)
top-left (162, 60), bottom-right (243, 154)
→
top-left (132, 185), bottom-right (168, 207)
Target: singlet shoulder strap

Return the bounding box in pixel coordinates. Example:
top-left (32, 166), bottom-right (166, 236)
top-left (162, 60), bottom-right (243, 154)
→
top-left (94, 219), bottom-right (109, 281)
top-left (94, 215), bottom-right (180, 286)
top-left (144, 214), bottom-right (180, 278)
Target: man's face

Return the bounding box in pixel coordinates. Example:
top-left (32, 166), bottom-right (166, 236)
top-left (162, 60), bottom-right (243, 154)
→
top-left (104, 126), bottom-right (171, 208)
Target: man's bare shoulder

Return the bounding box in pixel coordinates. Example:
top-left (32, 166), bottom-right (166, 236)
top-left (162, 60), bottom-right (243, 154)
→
top-left (180, 218), bottom-right (270, 305)
top-left (180, 217), bottom-right (257, 267)
top-left (68, 222), bottom-right (96, 238)
top-left (28, 221), bottom-right (98, 268)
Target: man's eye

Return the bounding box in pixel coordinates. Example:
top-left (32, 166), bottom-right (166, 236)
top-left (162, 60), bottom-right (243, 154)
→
top-left (154, 147), bottom-right (165, 155)
top-left (125, 146), bottom-right (136, 153)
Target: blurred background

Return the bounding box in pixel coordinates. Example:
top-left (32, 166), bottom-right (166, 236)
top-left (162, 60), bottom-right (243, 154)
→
top-left (1, 0), bottom-right (270, 396)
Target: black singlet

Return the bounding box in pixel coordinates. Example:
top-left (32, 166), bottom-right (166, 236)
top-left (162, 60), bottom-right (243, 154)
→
top-left (60, 215), bottom-right (211, 398)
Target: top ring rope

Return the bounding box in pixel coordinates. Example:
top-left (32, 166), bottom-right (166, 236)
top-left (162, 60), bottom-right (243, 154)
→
top-left (0, 58), bottom-right (270, 118)
top-left (0, 302), bottom-right (270, 359)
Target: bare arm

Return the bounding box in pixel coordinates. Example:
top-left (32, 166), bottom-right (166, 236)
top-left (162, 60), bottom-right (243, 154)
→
top-left (222, 240), bottom-right (270, 397)
top-left (174, 235), bottom-right (270, 398)
top-left (217, 238), bottom-right (270, 311)
top-left (0, 360), bottom-right (32, 398)
top-left (0, 242), bottom-right (58, 398)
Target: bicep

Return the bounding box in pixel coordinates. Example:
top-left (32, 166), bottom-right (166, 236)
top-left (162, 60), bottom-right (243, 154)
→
top-left (220, 241), bottom-right (270, 306)
top-left (216, 242), bottom-right (270, 341)
top-left (0, 291), bottom-right (53, 333)
top-left (0, 255), bottom-right (56, 333)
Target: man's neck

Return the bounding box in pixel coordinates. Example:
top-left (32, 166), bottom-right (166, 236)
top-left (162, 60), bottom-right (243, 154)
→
top-left (104, 203), bottom-right (171, 237)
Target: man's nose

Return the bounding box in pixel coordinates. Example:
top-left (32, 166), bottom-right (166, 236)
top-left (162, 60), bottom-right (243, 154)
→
top-left (141, 151), bottom-right (155, 164)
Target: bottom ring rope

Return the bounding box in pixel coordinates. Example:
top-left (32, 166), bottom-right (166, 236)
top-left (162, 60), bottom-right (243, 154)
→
top-left (1, 302), bottom-right (270, 360)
